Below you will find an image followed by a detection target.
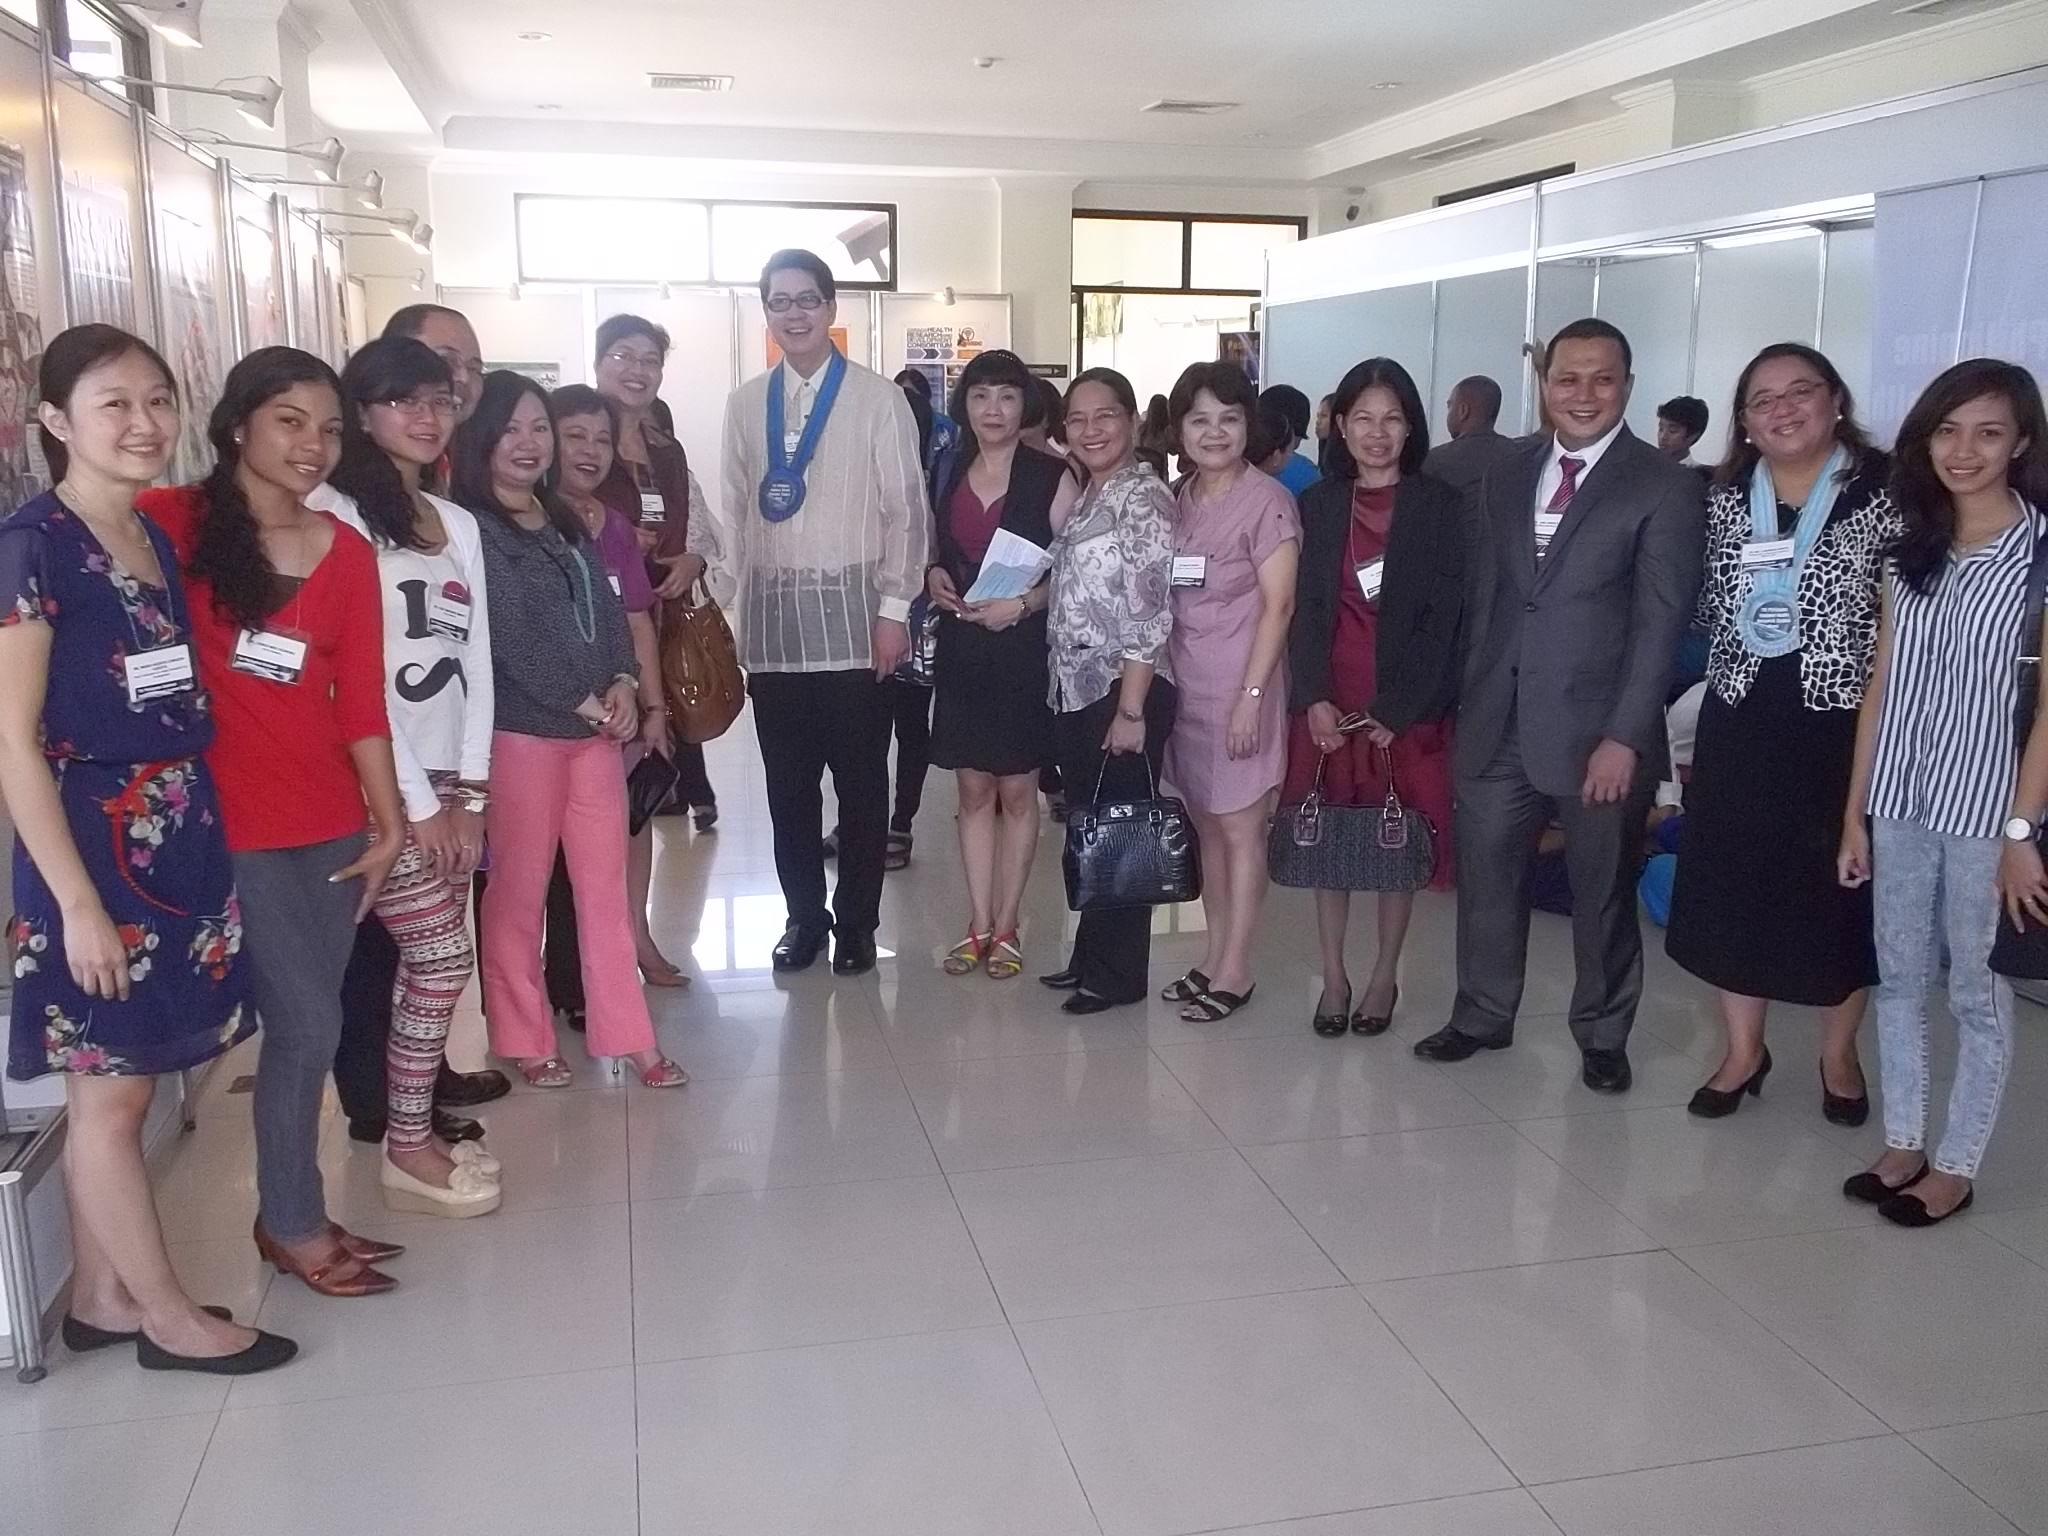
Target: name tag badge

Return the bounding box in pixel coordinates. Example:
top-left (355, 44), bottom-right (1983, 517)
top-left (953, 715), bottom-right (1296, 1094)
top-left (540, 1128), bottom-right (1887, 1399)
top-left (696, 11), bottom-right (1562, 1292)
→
top-left (1740, 537), bottom-right (1796, 571)
top-left (122, 642), bottom-right (196, 705)
top-left (229, 627), bottom-right (309, 685)
top-left (639, 490), bottom-right (667, 527)
top-left (1170, 554), bottom-right (1208, 588)
top-left (1355, 559), bottom-right (1385, 601)
top-left (783, 430), bottom-right (803, 457)
top-left (1534, 511), bottom-right (1563, 550)
top-left (426, 584), bottom-right (472, 643)
top-left (608, 574), bottom-right (623, 596)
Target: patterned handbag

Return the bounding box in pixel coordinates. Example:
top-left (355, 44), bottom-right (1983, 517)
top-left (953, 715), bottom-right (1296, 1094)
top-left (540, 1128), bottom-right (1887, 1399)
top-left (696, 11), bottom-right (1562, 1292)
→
top-left (1268, 743), bottom-right (1436, 893)
top-left (1062, 752), bottom-right (1203, 912)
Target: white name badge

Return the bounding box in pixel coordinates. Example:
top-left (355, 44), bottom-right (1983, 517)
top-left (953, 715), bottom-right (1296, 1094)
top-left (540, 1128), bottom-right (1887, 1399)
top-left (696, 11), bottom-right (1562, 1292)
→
top-left (426, 585), bottom-right (472, 643)
top-left (229, 627), bottom-right (309, 685)
top-left (783, 430), bottom-right (803, 456)
top-left (639, 490), bottom-right (667, 526)
top-left (1170, 554), bottom-right (1208, 588)
top-left (122, 643), bottom-right (196, 705)
top-left (1355, 559), bottom-right (1385, 601)
top-left (1740, 537), bottom-right (1796, 571)
top-left (608, 574), bottom-right (623, 596)
top-left (1534, 511), bottom-right (1563, 549)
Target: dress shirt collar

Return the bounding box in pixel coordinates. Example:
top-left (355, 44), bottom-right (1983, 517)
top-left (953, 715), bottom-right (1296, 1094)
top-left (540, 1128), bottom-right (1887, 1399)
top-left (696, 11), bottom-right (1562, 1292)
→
top-left (1549, 418), bottom-right (1625, 479)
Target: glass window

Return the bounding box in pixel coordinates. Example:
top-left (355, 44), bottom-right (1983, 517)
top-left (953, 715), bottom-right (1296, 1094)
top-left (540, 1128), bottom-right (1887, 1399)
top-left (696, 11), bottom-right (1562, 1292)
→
top-left (64, 0), bottom-right (129, 79)
top-left (709, 203), bottom-right (894, 286)
top-left (0, 0), bottom-right (38, 28)
top-left (517, 197), bottom-right (710, 284)
top-left (1072, 216), bottom-right (1183, 289)
top-left (1188, 221), bottom-right (1299, 291)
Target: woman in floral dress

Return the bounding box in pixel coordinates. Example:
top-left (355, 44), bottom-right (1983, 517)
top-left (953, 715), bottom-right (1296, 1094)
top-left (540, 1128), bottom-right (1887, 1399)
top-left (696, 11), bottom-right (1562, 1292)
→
top-left (0, 325), bottom-right (293, 1374)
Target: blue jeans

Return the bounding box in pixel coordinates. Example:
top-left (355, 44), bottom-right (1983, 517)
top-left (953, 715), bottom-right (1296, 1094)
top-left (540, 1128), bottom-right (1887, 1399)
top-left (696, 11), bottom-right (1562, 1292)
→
top-left (1872, 818), bottom-right (2015, 1178)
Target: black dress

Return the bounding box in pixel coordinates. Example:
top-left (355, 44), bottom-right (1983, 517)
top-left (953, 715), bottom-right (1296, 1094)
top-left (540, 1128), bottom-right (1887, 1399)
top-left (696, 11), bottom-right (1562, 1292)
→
top-left (928, 446), bottom-right (1063, 776)
top-left (1665, 479), bottom-right (1889, 1005)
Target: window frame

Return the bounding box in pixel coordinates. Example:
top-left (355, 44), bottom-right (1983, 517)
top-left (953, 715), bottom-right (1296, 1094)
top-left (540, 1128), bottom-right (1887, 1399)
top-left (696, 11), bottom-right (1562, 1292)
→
top-left (52, 0), bottom-right (153, 110)
top-left (513, 192), bottom-right (899, 291)
top-left (1071, 209), bottom-right (1307, 297)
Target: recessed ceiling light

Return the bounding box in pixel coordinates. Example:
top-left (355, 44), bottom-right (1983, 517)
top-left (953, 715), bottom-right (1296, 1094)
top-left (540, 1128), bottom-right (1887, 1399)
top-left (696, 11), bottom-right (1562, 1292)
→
top-left (517, 31), bottom-right (552, 42)
top-left (536, 102), bottom-right (563, 111)
top-left (1370, 80), bottom-right (1403, 90)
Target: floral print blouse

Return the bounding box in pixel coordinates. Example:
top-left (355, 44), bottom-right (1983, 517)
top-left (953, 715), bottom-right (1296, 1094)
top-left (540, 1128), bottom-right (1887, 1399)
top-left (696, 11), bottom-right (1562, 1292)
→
top-left (1046, 461), bottom-right (1176, 712)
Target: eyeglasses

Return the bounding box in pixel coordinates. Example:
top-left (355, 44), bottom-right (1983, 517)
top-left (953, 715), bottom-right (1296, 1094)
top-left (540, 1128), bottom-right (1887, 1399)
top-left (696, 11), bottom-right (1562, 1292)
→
top-left (764, 292), bottom-right (827, 313)
top-left (1743, 379), bottom-right (1827, 416)
top-left (601, 348), bottom-right (664, 371)
top-left (378, 394), bottom-right (459, 419)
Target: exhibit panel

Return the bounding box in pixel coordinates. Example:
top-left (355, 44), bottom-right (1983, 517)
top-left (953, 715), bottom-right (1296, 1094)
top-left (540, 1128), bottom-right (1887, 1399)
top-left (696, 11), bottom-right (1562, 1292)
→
top-left (231, 178), bottom-right (285, 353)
top-left (145, 125), bottom-right (229, 483)
top-left (51, 70), bottom-right (146, 335)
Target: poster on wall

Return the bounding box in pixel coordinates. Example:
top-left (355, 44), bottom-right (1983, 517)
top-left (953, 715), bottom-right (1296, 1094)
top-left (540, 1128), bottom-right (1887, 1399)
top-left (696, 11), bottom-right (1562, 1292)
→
top-left (63, 177), bottom-right (136, 331)
top-left (0, 142), bottom-right (45, 511)
top-left (236, 218), bottom-right (284, 352)
top-left (290, 222), bottom-right (322, 356)
top-left (1218, 331), bottom-right (1260, 387)
top-left (158, 210), bottom-right (226, 485)
top-left (901, 324), bottom-right (987, 408)
top-left (487, 360), bottom-right (562, 389)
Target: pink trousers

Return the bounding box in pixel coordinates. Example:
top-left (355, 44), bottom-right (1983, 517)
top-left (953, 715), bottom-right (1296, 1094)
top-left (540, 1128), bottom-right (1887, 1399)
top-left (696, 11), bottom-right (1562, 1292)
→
top-left (481, 731), bottom-right (655, 1061)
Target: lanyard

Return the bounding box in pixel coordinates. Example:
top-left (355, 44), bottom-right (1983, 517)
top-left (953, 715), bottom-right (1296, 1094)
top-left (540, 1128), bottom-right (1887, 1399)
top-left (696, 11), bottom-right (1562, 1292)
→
top-left (760, 349), bottom-right (847, 521)
top-left (1735, 445), bottom-right (1848, 658)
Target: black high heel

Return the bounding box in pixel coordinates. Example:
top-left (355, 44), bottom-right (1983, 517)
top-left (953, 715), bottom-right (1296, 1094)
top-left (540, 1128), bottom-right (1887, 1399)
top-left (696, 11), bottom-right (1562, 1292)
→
top-left (1313, 985), bottom-right (1352, 1039)
top-left (1687, 1046), bottom-right (1772, 1119)
top-left (1352, 985), bottom-right (1399, 1037)
top-left (1820, 1061), bottom-right (1870, 1127)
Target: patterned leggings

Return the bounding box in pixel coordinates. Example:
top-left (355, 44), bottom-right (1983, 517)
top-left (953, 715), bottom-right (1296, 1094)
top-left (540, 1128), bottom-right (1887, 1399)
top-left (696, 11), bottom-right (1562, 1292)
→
top-left (372, 784), bottom-right (475, 1153)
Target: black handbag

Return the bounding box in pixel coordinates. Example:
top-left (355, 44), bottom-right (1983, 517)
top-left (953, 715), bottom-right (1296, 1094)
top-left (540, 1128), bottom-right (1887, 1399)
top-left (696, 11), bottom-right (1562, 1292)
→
top-left (1991, 527), bottom-right (2048, 978)
top-left (1268, 742), bottom-right (1436, 893)
top-left (892, 591), bottom-right (940, 687)
top-left (1062, 753), bottom-right (1202, 912)
top-left (626, 750), bottom-right (682, 838)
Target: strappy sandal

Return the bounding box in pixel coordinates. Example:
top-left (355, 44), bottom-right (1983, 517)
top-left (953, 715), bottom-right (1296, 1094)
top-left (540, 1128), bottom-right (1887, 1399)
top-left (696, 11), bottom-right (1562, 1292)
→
top-left (884, 831), bottom-right (913, 871)
top-left (1161, 968), bottom-right (1210, 1003)
top-left (636, 1056), bottom-right (689, 1088)
top-left (1181, 983), bottom-right (1256, 1023)
top-left (944, 931), bottom-right (991, 976)
top-left (519, 1056), bottom-right (574, 1089)
top-left (985, 932), bottom-right (1023, 980)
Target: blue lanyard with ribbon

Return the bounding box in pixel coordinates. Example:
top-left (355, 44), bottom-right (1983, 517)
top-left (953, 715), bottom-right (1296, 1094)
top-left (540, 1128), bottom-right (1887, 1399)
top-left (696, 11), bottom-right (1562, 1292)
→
top-left (1735, 444), bottom-right (1849, 658)
top-left (760, 349), bottom-right (847, 521)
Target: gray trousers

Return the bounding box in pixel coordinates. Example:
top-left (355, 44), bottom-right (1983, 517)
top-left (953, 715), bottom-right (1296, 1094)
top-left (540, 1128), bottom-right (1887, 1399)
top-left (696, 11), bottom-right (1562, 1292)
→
top-left (234, 833), bottom-right (368, 1244)
top-left (1449, 727), bottom-right (1652, 1053)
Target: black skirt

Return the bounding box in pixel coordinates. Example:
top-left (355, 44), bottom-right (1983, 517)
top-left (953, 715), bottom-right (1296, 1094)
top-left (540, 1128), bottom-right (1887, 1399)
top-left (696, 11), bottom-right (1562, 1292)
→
top-left (1666, 655), bottom-right (1878, 1006)
top-left (928, 609), bottom-right (1053, 776)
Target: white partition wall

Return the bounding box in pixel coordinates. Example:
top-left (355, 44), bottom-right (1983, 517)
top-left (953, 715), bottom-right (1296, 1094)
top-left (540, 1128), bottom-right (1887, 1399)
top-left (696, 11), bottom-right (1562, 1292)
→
top-left (590, 286), bottom-right (739, 525)
top-left (1431, 268), bottom-right (1530, 440)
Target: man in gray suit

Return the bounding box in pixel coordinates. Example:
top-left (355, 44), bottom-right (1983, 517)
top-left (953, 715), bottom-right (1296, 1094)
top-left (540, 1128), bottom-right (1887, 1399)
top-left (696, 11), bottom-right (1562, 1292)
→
top-left (1421, 375), bottom-right (1516, 501)
top-left (1413, 319), bottom-right (1704, 1093)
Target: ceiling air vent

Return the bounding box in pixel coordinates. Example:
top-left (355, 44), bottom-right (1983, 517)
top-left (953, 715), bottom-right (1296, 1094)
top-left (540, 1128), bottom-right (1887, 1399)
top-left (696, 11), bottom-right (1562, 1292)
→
top-left (1410, 135), bottom-right (1496, 164)
top-left (1142, 98), bottom-right (1239, 116)
top-left (649, 73), bottom-right (734, 92)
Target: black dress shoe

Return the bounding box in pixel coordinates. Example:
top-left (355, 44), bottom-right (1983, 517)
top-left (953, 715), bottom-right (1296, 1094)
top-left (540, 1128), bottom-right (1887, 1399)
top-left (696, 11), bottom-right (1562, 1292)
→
top-left (1581, 1049), bottom-right (1632, 1094)
top-left (1040, 967), bottom-right (1083, 990)
top-left (1688, 1047), bottom-right (1772, 1119)
top-left (693, 805), bottom-right (719, 832)
top-left (64, 1306), bottom-right (232, 1352)
top-left (347, 1108), bottom-right (483, 1144)
top-left (1843, 1161), bottom-right (1928, 1204)
top-left (832, 932), bottom-right (878, 976)
top-left (138, 1328), bottom-right (299, 1376)
top-left (1879, 1186), bottom-right (1974, 1228)
top-left (1412, 1025), bottom-right (1509, 1063)
top-left (772, 924), bottom-right (828, 972)
top-left (435, 1067), bottom-right (512, 1108)
top-left (1063, 990), bottom-right (1117, 1015)
top-left (1312, 986), bottom-right (1352, 1039)
top-left (1820, 1062), bottom-right (1870, 1127)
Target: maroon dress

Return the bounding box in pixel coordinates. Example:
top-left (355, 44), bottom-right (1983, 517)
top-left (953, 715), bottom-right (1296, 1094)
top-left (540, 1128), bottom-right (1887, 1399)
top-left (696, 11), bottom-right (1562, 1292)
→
top-left (1280, 483), bottom-right (1456, 889)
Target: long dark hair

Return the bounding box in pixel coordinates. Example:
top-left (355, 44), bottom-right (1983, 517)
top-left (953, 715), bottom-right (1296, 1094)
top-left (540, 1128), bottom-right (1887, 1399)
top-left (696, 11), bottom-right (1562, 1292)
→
top-left (1714, 342), bottom-right (1877, 488)
top-left (1325, 356), bottom-right (1430, 480)
top-left (329, 337), bottom-right (452, 551)
top-left (946, 349), bottom-right (1037, 467)
top-left (188, 346), bottom-right (342, 629)
top-left (1890, 358), bottom-right (2048, 594)
top-left (37, 323), bottom-right (176, 483)
top-left (447, 369), bottom-right (584, 541)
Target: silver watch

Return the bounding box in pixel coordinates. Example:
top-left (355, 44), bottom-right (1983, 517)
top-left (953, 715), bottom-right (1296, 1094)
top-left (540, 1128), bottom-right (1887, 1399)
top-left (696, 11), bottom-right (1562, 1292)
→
top-left (2006, 816), bottom-right (2038, 843)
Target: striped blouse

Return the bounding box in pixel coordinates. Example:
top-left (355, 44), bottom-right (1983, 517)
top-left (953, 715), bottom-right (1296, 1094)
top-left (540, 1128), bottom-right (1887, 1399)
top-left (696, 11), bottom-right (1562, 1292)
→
top-left (1867, 506), bottom-right (2041, 838)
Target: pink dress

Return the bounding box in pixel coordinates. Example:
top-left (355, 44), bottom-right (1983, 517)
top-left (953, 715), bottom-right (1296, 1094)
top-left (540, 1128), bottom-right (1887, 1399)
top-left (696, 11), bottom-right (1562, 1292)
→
top-left (1163, 467), bottom-right (1301, 814)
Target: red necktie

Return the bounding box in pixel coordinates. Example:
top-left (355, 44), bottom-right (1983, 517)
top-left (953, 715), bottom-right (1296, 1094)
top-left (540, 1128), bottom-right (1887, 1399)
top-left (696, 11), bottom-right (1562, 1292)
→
top-left (1537, 455), bottom-right (1584, 559)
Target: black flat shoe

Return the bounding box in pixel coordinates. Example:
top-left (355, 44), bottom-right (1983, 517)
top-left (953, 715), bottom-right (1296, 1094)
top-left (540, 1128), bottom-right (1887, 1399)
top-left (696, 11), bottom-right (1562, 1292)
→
top-left (1581, 1048), bottom-right (1633, 1094)
top-left (64, 1306), bottom-right (232, 1353)
top-left (137, 1328), bottom-right (299, 1376)
top-left (1688, 1047), bottom-right (1772, 1119)
top-left (1040, 967), bottom-right (1083, 991)
top-left (1063, 991), bottom-right (1118, 1015)
top-left (1313, 986), bottom-right (1352, 1039)
top-left (693, 805), bottom-right (719, 833)
top-left (434, 1067), bottom-right (512, 1108)
top-left (832, 931), bottom-right (878, 976)
top-left (1351, 985), bottom-right (1399, 1037)
top-left (772, 924), bottom-right (828, 972)
top-left (1412, 1025), bottom-right (1508, 1063)
top-left (562, 1007), bottom-right (587, 1034)
top-left (1879, 1186), bottom-right (1974, 1227)
top-left (1821, 1062), bottom-right (1870, 1127)
top-left (1843, 1160), bottom-right (1928, 1204)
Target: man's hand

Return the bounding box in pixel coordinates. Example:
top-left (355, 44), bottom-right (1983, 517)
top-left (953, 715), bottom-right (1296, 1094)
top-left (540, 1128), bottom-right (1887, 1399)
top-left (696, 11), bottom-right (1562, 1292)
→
top-left (1580, 738), bottom-right (1638, 806)
top-left (872, 618), bottom-right (909, 679)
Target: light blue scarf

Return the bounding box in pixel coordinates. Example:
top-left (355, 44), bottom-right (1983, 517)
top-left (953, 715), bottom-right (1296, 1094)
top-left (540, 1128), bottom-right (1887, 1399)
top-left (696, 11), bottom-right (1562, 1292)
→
top-left (1735, 445), bottom-right (1850, 658)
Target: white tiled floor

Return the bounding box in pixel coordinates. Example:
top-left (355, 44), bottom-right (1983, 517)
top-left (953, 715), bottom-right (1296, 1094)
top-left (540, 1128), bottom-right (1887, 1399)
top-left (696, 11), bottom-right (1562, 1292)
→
top-left (10, 721), bottom-right (2048, 1534)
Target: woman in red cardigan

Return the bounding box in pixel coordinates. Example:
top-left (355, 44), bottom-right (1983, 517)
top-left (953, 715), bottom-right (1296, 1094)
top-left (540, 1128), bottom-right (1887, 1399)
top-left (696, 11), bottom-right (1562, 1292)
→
top-left (142, 347), bottom-right (410, 1298)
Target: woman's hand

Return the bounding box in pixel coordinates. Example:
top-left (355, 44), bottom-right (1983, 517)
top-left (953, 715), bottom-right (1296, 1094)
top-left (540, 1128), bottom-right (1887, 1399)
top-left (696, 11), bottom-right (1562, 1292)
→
top-left (1361, 716), bottom-right (1395, 749)
top-left (926, 567), bottom-right (965, 614)
top-left (448, 806), bottom-right (486, 879)
top-left (410, 809), bottom-right (459, 880)
top-left (968, 597), bottom-right (1028, 632)
top-left (1104, 710), bottom-right (1145, 756)
top-left (575, 692), bottom-right (609, 730)
top-left (640, 704), bottom-right (673, 756)
top-left (62, 898), bottom-right (131, 1001)
top-left (1837, 818), bottom-right (1872, 889)
top-left (601, 679), bottom-right (640, 742)
top-left (2001, 836), bottom-right (2048, 930)
top-left (332, 829), bottom-right (405, 922)
top-left (1306, 700), bottom-right (1345, 753)
top-left (654, 552), bottom-right (704, 602)
top-left (1227, 691), bottom-right (1263, 760)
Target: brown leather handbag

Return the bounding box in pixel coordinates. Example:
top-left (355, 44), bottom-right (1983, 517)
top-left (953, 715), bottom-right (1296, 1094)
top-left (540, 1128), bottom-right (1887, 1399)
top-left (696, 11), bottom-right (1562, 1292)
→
top-left (660, 581), bottom-right (745, 744)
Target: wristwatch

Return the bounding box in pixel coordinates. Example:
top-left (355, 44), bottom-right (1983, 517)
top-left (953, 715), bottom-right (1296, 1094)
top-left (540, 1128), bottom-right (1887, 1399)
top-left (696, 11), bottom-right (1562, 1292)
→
top-left (2006, 816), bottom-right (2038, 843)
top-left (1244, 685), bottom-right (1265, 699)
top-left (456, 788), bottom-right (490, 816)
top-left (1118, 708), bottom-right (1143, 723)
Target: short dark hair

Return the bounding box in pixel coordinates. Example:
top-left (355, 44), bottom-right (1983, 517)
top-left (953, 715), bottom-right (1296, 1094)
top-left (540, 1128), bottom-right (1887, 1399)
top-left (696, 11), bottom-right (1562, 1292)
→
top-left (1167, 362), bottom-right (1259, 459)
top-left (1252, 400), bottom-right (1293, 465)
top-left (37, 323), bottom-right (175, 482)
top-left (1328, 356), bottom-right (1431, 479)
top-left (1451, 375), bottom-right (1503, 426)
top-left (1890, 358), bottom-right (2048, 593)
top-left (948, 349), bottom-right (1036, 455)
top-left (381, 302), bottom-right (471, 343)
top-left (1544, 318), bottom-right (1633, 377)
top-left (1657, 395), bottom-right (1710, 438)
top-left (550, 383), bottom-right (620, 439)
top-left (1259, 383), bottom-right (1311, 443)
top-left (893, 368), bottom-right (932, 403)
top-left (759, 248), bottom-right (836, 304)
top-left (594, 313), bottom-right (670, 362)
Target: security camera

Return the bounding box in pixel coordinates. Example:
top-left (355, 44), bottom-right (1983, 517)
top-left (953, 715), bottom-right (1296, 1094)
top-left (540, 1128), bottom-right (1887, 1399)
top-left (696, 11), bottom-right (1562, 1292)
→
top-left (1345, 203), bottom-right (1360, 223)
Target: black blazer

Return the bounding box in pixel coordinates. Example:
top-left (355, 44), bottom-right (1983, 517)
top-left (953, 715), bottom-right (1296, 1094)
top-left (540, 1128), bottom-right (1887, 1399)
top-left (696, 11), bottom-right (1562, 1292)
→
top-left (931, 443), bottom-right (1067, 588)
top-left (1288, 471), bottom-right (1465, 734)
